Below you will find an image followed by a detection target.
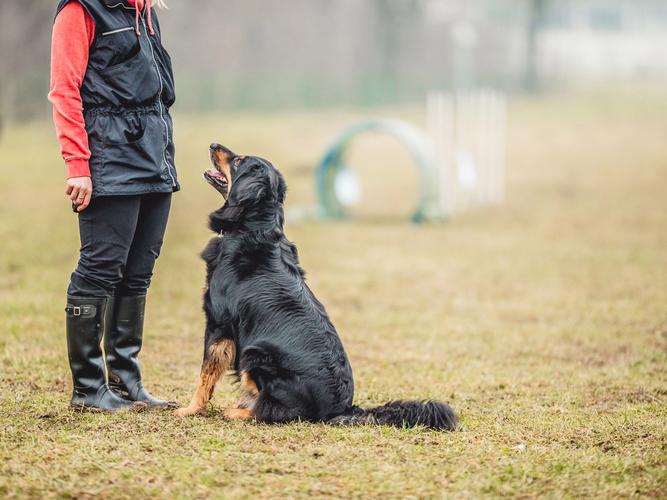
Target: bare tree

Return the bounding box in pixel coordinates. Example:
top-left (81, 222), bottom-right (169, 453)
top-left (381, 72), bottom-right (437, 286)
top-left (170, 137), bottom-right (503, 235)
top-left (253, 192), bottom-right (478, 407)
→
top-left (0, 0), bottom-right (53, 124)
top-left (524, 0), bottom-right (547, 92)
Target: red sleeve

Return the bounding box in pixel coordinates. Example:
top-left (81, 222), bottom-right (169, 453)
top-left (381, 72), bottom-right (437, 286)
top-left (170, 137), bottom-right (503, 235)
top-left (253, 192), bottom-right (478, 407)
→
top-left (48, 2), bottom-right (95, 179)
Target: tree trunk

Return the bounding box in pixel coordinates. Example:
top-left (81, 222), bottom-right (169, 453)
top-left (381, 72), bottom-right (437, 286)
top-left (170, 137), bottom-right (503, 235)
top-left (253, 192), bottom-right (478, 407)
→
top-left (524, 0), bottom-right (546, 92)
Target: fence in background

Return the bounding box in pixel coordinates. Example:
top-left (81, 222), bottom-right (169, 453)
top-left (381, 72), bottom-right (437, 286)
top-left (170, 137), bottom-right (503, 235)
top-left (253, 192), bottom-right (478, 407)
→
top-left (427, 89), bottom-right (507, 218)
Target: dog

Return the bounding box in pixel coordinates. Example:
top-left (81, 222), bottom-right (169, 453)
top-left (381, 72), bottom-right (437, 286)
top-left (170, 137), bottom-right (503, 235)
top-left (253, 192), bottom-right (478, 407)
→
top-left (174, 143), bottom-right (457, 430)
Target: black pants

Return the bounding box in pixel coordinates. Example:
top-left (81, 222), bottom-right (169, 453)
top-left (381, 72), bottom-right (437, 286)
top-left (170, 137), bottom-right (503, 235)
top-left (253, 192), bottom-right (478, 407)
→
top-left (68, 193), bottom-right (172, 297)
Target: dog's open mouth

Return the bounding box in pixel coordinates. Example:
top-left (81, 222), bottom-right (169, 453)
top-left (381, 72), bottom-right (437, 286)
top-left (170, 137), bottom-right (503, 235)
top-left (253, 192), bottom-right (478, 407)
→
top-left (205, 144), bottom-right (234, 200)
top-left (203, 168), bottom-right (229, 198)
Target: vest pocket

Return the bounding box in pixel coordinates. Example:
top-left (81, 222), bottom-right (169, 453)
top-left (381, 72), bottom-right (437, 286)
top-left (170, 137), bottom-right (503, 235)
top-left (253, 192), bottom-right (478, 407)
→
top-left (98, 114), bottom-right (166, 189)
top-left (96, 112), bottom-right (147, 145)
top-left (95, 29), bottom-right (141, 69)
top-left (98, 51), bottom-right (160, 106)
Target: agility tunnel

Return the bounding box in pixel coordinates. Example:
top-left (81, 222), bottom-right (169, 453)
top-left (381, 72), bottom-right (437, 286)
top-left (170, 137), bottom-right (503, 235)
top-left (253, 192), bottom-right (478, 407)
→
top-left (314, 90), bottom-right (507, 223)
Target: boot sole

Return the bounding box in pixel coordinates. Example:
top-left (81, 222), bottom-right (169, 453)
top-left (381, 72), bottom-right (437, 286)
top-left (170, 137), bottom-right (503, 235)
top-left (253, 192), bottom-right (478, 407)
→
top-left (69, 401), bottom-right (148, 413)
top-left (108, 388), bottom-right (179, 410)
top-left (149, 400), bottom-right (180, 410)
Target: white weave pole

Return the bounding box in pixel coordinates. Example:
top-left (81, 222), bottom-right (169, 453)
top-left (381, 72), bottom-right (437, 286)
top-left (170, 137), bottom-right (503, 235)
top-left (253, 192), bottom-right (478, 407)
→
top-left (479, 89), bottom-right (493, 206)
top-left (426, 89), bottom-right (507, 217)
top-left (427, 91), bottom-right (454, 216)
top-left (493, 91), bottom-right (507, 205)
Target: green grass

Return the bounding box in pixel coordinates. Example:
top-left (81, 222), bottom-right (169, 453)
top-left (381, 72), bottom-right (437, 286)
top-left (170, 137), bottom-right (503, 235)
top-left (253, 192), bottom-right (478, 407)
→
top-left (1, 84), bottom-right (666, 498)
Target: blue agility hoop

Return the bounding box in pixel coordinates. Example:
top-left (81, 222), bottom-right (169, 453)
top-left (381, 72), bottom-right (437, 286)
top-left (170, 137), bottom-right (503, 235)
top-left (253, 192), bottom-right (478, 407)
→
top-left (315, 120), bottom-right (438, 223)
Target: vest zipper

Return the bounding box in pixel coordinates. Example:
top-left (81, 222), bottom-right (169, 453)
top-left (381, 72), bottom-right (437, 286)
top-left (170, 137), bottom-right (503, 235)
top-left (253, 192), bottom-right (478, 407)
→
top-left (102, 26), bottom-right (134, 36)
top-left (141, 16), bottom-right (176, 188)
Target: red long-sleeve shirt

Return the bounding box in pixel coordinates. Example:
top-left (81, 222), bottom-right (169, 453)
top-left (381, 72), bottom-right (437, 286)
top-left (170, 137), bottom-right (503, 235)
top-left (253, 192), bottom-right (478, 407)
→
top-left (48, 0), bottom-right (145, 179)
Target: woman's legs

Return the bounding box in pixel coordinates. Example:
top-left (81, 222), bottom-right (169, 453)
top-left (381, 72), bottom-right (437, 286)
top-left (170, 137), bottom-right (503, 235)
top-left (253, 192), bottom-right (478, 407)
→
top-left (66, 193), bottom-right (172, 411)
top-left (103, 193), bottom-right (173, 408)
top-left (66, 195), bottom-right (144, 411)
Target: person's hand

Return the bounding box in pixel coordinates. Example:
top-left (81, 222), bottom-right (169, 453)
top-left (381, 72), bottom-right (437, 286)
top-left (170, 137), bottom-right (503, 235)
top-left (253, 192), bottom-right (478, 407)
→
top-left (66, 176), bottom-right (93, 212)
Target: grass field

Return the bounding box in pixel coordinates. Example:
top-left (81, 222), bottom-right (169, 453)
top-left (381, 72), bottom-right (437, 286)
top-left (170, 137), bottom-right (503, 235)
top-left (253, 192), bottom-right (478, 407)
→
top-left (1, 85), bottom-right (666, 498)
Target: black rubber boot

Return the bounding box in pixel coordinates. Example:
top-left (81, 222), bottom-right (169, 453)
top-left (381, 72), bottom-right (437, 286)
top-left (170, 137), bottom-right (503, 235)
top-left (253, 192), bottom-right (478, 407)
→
top-left (66, 297), bottom-right (144, 412)
top-left (104, 295), bottom-right (175, 409)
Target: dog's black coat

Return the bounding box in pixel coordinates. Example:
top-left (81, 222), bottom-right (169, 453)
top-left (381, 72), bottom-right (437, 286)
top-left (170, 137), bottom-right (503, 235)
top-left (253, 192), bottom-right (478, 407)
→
top-left (202, 147), bottom-right (457, 430)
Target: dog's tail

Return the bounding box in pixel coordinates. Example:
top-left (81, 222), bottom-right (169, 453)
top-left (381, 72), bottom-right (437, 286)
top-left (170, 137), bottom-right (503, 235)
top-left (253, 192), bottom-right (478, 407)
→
top-left (328, 400), bottom-right (457, 431)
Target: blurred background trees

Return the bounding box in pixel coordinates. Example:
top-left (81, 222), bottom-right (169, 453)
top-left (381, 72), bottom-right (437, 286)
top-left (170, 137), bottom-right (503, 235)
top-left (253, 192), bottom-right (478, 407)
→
top-left (0, 1), bottom-right (55, 122)
top-left (2, 0), bottom-right (667, 124)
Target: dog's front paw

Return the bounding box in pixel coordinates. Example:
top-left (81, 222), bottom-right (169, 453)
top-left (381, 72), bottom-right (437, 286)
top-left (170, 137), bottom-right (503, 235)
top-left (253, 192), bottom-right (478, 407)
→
top-left (174, 405), bottom-right (204, 417)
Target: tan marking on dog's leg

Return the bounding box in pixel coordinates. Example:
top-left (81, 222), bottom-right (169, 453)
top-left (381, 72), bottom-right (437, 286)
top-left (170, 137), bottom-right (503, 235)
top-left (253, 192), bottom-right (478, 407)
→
top-left (224, 371), bottom-right (259, 421)
top-left (237, 370), bottom-right (259, 409)
top-left (223, 407), bottom-right (255, 421)
top-left (174, 339), bottom-right (236, 417)
top-left (240, 371), bottom-right (259, 397)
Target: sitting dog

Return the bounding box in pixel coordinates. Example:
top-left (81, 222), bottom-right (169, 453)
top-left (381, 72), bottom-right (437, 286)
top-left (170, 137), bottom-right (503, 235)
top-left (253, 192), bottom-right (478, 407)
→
top-left (175, 144), bottom-right (457, 430)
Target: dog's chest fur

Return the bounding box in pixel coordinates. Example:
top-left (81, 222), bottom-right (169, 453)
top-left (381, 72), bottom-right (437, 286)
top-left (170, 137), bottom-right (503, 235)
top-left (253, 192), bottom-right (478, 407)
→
top-left (200, 234), bottom-right (303, 322)
top-left (201, 236), bottom-right (234, 321)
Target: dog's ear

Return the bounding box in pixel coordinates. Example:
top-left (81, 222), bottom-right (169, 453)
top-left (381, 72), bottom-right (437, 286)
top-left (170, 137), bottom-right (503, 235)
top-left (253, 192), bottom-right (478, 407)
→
top-left (235, 173), bottom-right (269, 205)
top-left (208, 205), bottom-right (244, 232)
top-left (207, 174), bottom-right (265, 232)
top-left (274, 172), bottom-right (287, 204)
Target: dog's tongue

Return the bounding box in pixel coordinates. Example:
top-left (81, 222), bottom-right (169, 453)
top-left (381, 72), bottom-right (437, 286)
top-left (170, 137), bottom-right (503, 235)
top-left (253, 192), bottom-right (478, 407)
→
top-left (206, 169), bottom-right (226, 180)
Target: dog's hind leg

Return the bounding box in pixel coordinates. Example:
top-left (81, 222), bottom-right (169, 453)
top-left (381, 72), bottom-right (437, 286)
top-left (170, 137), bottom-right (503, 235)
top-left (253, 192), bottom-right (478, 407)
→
top-left (234, 343), bottom-right (318, 423)
top-left (224, 371), bottom-right (259, 421)
top-left (174, 338), bottom-right (236, 417)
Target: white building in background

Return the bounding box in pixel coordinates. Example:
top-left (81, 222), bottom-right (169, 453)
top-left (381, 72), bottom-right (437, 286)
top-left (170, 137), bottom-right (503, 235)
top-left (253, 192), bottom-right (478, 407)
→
top-left (537, 0), bottom-right (667, 80)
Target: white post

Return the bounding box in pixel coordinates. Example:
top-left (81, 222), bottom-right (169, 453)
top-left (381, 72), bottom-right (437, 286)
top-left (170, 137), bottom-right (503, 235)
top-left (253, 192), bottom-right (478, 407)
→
top-left (496, 93), bottom-right (507, 204)
top-left (427, 91), bottom-right (455, 217)
top-left (426, 88), bottom-right (506, 218)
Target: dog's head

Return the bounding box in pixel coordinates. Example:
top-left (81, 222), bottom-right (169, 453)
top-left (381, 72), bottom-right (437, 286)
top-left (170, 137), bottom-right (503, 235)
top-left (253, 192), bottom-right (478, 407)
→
top-left (205, 143), bottom-right (287, 232)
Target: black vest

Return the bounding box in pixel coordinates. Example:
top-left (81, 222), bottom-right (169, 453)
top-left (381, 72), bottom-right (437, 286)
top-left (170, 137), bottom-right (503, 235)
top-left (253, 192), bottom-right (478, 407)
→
top-left (56, 0), bottom-right (179, 196)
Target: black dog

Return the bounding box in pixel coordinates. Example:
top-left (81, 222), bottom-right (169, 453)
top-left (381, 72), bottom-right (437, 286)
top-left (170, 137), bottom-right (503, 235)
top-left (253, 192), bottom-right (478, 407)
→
top-left (175, 144), bottom-right (457, 430)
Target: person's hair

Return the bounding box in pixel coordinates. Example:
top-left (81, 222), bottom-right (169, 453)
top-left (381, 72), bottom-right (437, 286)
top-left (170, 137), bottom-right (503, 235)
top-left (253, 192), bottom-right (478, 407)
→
top-left (151, 0), bottom-right (167, 8)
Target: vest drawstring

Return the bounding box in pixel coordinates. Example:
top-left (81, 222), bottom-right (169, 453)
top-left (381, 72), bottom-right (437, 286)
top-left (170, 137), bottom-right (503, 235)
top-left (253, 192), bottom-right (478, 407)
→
top-left (134, 0), bottom-right (155, 37)
top-left (134, 3), bottom-right (141, 35)
top-left (146, 2), bottom-right (155, 36)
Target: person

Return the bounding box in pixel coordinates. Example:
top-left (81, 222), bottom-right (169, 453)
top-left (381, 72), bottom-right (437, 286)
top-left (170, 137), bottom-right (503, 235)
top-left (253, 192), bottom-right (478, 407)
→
top-left (48, 0), bottom-right (178, 411)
